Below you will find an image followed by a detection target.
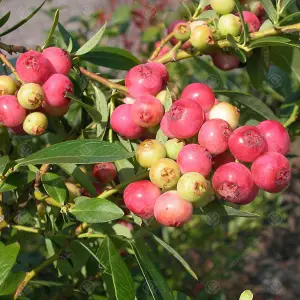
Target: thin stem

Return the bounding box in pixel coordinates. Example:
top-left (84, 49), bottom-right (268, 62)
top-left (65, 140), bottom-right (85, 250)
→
top-left (77, 233), bottom-right (106, 239)
top-left (149, 32), bottom-right (175, 61)
top-left (0, 52), bottom-right (24, 84)
top-left (284, 104), bottom-right (299, 128)
top-left (108, 99), bottom-right (115, 143)
top-left (34, 164), bottom-right (50, 189)
top-left (0, 42), bottom-right (28, 55)
top-left (34, 191), bottom-right (63, 209)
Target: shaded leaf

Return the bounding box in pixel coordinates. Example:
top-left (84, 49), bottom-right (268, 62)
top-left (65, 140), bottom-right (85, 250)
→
top-left (93, 85), bottom-right (108, 139)
top-left (234, 0), bottom-right (249, 44)
top-left (280, 12), bottom-right (300, 25)
top-left (115, 159), bottom-right (134, 183)
top-left (0, 12), bottom-right (10, 28)
top-left (43, 9), bottom-right (59, 49)
top-left (58, 22), bottom-right (80, 52)
top-left (0, 272), bottom-right (24, 296)
top-left (0, 155), bottom-right (9, 176)
top-left (0, 171), bottom-right (36, 192)
top-left (249, 36), bottom-right (300, 50)
top-left (260, 0), bottom-right (277, 23)
top-left (42, 172), bottom-right (67, 205)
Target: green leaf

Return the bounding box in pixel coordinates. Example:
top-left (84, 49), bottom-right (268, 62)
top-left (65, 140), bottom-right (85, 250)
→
top-left (235, 48), bottom-right (247, 63)
top-left (164, 88), bottom-right (173, 112)
top-left (249, 36), bottom-right (300, 50)
top-left (156, 129), bottom-right (168, 144)
top-left (239, 290), bottom-right (253, 300)
top-left (214, 90), bottom-right (278, 120)
top-left (0, 171), bottom-right (36, 192)
top-left (0, 1), bottom-right (46, 37)
top-left (0, 155), bottom-right (9, 176)
top-left (58, 22), bottom-right (80, 52)
top-left (279, 12), bottom-right (300, 25)
top-left (115, 159), bottom-right (134, 183)
top-left (279, 0), bottom-right (294, 14)
top-left (42, 172), bottom-right (67, 205)
top-left (0, 12), bottom-right (10, 28)
top-left (198, 9), bottom-right (217, 19)
top-left (110, 4), bottom-right (131, 26)
top-left (93, 85), bottom-right (108, 139)
top-left (150, 232), bottom-right (198, 280)
top-left (234, 0), bottom-right (249, 44)
top-left (75, 22), bottom-right (107, 56)
top-left (0, 242), bottom-right (20, 286)
top-left (43, 9), bottom-right (60, 49)
top-left (96, 237), bottom-right (135, 300)
top-left (80, 46), bottom-right (140, 70)
top-left (172, 291), bottom-right (192, 300)
top-left (16, 140), bottom-right (134, 166)
top-left (260, 0), bottom-right (277, 23)
top-left (70, 197), bottom-right (124, 223)
top-left (0, 272), bottom-right (24, 296)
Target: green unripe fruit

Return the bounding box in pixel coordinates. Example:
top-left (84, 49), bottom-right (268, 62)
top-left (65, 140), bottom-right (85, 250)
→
top-left (190, 25), bottom-right (215, 52)
top-left (23, 112), bottom-right (48, 136)
top-left (136, 139), bottom-right (167, 168)
top-left (177, 172), bottom-right (213, 204)
top-left (149, 158), bottom-right (181, 189)
top-left (0, 75), bottom-right (17, 95)
top-left (165, 138), bottom-right (185, 160)
top-left (17, 83), bottom-right (44, 109)
top-left (156, 90), bottom-right (167, 105)
top-left (211, 0), bottom-right (236, 15)
top-left (218, 14), bottom-right (241, 37)
top-left (173, 23), bottom-right (191, 41)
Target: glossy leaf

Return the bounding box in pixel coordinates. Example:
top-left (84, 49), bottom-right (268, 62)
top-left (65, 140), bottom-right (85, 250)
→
top-left (58, 22), bottom-right (80, 52)
top-left (0, 171), bottom-right (36, 192)
top-left (0, 12), bottom-right (10, 28)
top-left (42, 172), bottom-right (67, 205)
top-left (43, 9), bottom-right (60, 49)
top-left (260, 0), bottom-right (277, 23)
top-left (249, 36), bottom-right (300, 50)
top-left (0, 155), bottom-right (9, 176)
top-left (16, 140), bottom-right (134, 166)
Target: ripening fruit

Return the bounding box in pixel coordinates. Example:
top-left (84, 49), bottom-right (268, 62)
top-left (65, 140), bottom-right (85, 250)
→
top-left (160, 112), bottom-right (175, 138)
top-left (198, 119), bottom-right (232, 155)
top-left (212, 150), bottom-right (235, 169)
top-left (41, 101), bottom-right (70, 117)
top-left (125, 64), bottom-right (163, 98)
top-left (167, 20), bottom-right (191, 49)
top-left (42, 47), bottom-right (72, 75)
top-left (0, 76), bottom-right (17, 95)
top-left (189, 20), bottom-right (206, 31)
top-left (212, 162), bottom-right (259, 204)
top-left (190, 25), bottom-right (215, 52)
top-left (43, 74), bottom-right (74, 107)
top-left (211, 0), bottom-right (236, 15)
top-left (156, 90), bottom-right (168, 105)
top-left (136, 139), bottom-right (167, 168)
top-left (251, 152), bottom-right (291, 193)
top-left (154, 190), bottom-right (193, 227)
top-left (242, 0), bottom-right (265, 17)
top-left (92, 162), bottom-right (117, 184)
top-left (177, 144), bottom-right (212, 177)
top-left (240, 11), bottom-right (261, 32)
top-left (212, 51), bottom-right (240, 70)
top-left (218, 14), bottom-right (241, 37)
top-left (110, 104), bottom-right (145, 139)
top-left (204, 98), bottom-right (219, 121)
top-left (256, 120), bottom-right (290, 155)
top-left (167, 99), bottom-right (204, 139)
top-left (17, 83), bottom-right (44, 110)
top-left (124, 180), bottom-right (162, 219)
top-left (149, 158), bottom-right (181, 189)
top-left (228, 125), bottom-right (267, 162)
top-left (23, 112), bottom-right (48, 136)
top-left (165, 138), bottom-right (185, 160)
top-left (177, 172), bottom-right (212, 203)
top-left (131, 95), bottom-right (164, 128)
top-left (173, 22), bottom-right (191, 41)
top-left (209, 102), bottom-right (240, 129)
top-left (146, 62), bottom-right (169, 86)
top-left (16, 50), bottom-right (55, 84)
top-left (0, 95), bottom-right (26, 127)
top-left (181, 83), bottom-right (215, 112)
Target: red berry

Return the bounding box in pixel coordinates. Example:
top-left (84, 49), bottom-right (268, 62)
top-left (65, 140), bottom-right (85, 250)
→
top-left (240, 11), bottom-right (261, 32)
top-left (16, 50), bottom-right (55, 84)
top-left (125, 64), bottom-right (163, 98)
top-left (229, 125), bottom-right (267, 162)
top-left (0, 95), bottom-right (26, 127)
top-left (212, 150), bottom-right (235, 170)
top-left (212, 162), bottom-right (259, 204)
top-left (256, 120), bottom-right (290, 155)
top-left (251, 152), bottom-right (291, 193)
top-left (181, 83), bottom-right (215, 112)
top-left (110, 104), bottom-right (145, 139)
top-left (41, 101), bottom-right (70, 117)
top-left (146, 62), bottom-right (169, 86)
top-left (160, 112), bottom-right (175, 138)
top-left (42, 47), bottom-right (72, 75)
top-left (82, 182), bottom-right (102, 197)
top-left (167, 99), bottom-right (204, 139)
top-left (177, 144), bottom-right (212, 177)
top-left (168, 20), bottom-right (191, 49)
top-left (198, 119), bottom-right (232, 155)
top-left (131, 95), bottom-right (164, 128)
top-left (43, 74), bottom-right (74, 107)
top-left (212, 51), bottom-right (240, 70)
top-left (93, 162), bottom-right (117, 184)
top-left (154, 41), bottom-right (170, 58)
top-left (124, 180), bottom-right (162, 219)
top-left (154, 190), bottom-right (193, 227)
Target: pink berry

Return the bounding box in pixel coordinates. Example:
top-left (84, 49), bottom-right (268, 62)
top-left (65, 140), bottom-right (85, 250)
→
top-left (131, 95), bottom-right (164, 128)
top-left (198, 119), bottom-right (232, 155)
top-left (16, 50), bottom-right (55, 84)
top-left (251, 152), bottom-right (291, 193)
top-left (154, 41), bottom-right (170, 58)
top-left (154, 191), bottom-right (193, 227)
top-left (168, 20), bottom-right (191, 49)
top-left (177, 144), bottom-right (212, 177)
top-left (8, 123), bottom-right (27, 135)
top-left (0, 95), bottom-right (26, 127)
top-left (93, 162), bottom-right (117, 184)
top-left (42, 47), bottom-right (72, 75)
top-left (205, 99), bottom-right (219, 121)
top-left (82, 182), bottom-right (102, 197)
top-left (228, 125), bottom-right (267, 162)
top-left (212, 162), bottom-right (258, 204)
top-left (43, 74), bottom-right (74, 107)
top-left (125, 64), bottom-right (163, 98)
top-left (240, 11), bottom-right (261, 32)
top-left (146, 62), bottom-right (169, 86)
top-left (160, 112), bottom-right (175, 138)
top-left (124, 180), bottom-right (162, 219)
top-left (181, 83), bottom-right (215, 112)
top-left (212, 51), bottom-right (240, 70)
top-left (257, 120), bottom-right (290, 155)
top-left (212, 150), bottom-right (235, 170)
top-left (41, 101), bottom-right (70, 117)
top-left (167, 99), bottom-right (204, 139)
top-left (110, 104), bottom-right (145, 139)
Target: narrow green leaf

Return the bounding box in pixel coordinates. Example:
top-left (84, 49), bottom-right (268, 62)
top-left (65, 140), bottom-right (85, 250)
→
top-left (235, 48), bottom-right (247, 63)
top-left (239, 290), bottom-right (253, 300)
top-left (164, 88), bottom-right (173, 112)
top-left (173, 291), bottom-right (192, 300)
top-left (260, 0), bottom-right (277, 23)
top-left (93, 85), bottom-right (108, 139)
top-left (16, 140), bottom-right (134, 166)
top-left (198, 0), bottom-right (211, 9)
top-left (0, 155), bottom-right (9, 176)
top-left (279, 12), bottom-right (300, 25)
top-left (70, 197), bottom-right (124, 223)
top-left (0, 12), bottom-right (10, 28)
top-left (234, 0), bottom-right (249, 44)
top-left (0, 171), bottom-right (36, 192)
top-left (249, 36), bottom-right (300, 50)
top-left (97, 237), bottom-right (135, 300)
top-left (0, 1), bottom-right (46, 37)
top-left (42, 172), bottom-right (67, 205)
top-left (280, 0), bottom-right (294, 14)
top-left (43, 9), bottom-right (60, 49)
top-left (156, 129), bottom-right (168, 144)
top-left (110, 4), bottom-right (131, 26)
top-left (58, 22), bottom-right (80, 52)
top-left (76, 22), bottom-right (107, 56)
top-left (198, 9), bottom-right (217, 20)
top-left (214, 90), bottom-right (278, 120)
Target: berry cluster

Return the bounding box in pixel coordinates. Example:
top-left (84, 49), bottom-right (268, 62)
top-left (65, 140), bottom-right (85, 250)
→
top-left (111, 62), bottom-right (291, 228)
top-left (0, 47), bottom-right (73, 135)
